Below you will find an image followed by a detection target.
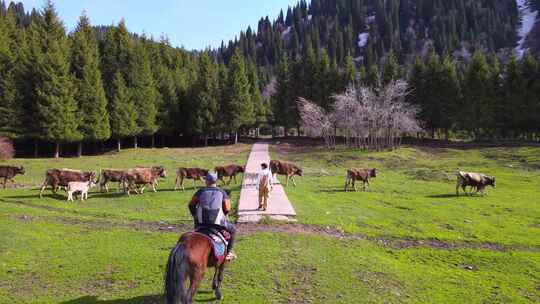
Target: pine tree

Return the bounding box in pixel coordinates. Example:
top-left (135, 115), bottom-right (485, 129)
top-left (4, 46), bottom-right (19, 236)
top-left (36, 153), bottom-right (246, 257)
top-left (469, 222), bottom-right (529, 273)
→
top-left (460, 51), bottom-right (493, 138)
top-left (0, 10), bottom-right (23, 138)
top-left (343, 53), bottom-right (356, 87)
top-left (382, 51), bottom-right (400, 85)
top-left (109, 72), bottom-right (137, 151)
top-left (438, 55), bottom-right (460, 139)
top-left (128, 39), bottom-right (158, 147)
top-left (225, 48), bottom-right (254, 143)
top-left (366, 64), bottom-right (381, 88)
top-left (101, 20), bottom-right (131, 100)
top-left (70, 13), bottom-right (110, 156)
top-left (31, 2), bottom-right (81, 158)
top-left (501, 55), bottom-right (523, 138)
top-left (190, 51), bottom-right (219, 145)
top-left (247, 59), bottom-right (267, 131)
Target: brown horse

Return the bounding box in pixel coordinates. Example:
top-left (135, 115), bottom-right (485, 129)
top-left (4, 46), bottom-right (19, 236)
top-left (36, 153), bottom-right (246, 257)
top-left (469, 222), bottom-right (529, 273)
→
top-left (165, 232), bottom-right (227, 304)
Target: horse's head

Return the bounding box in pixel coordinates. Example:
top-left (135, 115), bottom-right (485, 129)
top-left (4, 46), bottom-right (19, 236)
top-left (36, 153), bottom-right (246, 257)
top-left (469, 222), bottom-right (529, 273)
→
top-left (370, 168), bottom-right (377, 178)
top-left (17, 166), bottom-right (25, 175)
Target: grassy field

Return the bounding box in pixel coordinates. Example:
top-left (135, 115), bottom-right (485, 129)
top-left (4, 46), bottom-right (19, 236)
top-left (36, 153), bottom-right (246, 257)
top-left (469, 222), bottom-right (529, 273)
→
top-left (1, 142), bottom-right (539, 303)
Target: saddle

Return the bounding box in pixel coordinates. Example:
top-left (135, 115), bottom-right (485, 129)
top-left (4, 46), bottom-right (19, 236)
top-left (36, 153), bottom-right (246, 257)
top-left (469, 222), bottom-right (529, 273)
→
top-left (194, 226), bottom-right (230, 263)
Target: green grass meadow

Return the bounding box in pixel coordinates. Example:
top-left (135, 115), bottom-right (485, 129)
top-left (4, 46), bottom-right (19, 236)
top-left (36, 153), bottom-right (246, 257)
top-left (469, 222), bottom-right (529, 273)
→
top-left (1, 143), bottom-right (539, 303)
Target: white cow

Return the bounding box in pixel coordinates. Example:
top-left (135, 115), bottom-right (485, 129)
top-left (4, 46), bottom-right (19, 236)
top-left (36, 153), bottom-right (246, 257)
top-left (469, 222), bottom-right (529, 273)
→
top-left (67, 181), bottom-right (96, 202)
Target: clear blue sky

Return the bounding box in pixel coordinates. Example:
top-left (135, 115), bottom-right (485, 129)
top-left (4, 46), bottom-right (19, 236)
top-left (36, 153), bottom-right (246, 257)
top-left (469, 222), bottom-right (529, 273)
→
top-left (18, 0), bottom-right (303, 50)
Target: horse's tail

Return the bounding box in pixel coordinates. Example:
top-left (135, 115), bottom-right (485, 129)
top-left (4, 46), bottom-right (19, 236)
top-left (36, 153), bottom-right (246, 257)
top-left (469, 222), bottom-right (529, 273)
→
top-left (165, 242), bottom-right (189, 304)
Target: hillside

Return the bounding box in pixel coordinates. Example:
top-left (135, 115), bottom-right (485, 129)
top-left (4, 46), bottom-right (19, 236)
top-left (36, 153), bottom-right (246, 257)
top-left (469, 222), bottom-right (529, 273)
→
top-left (219, 0), bottom-right (540, 68)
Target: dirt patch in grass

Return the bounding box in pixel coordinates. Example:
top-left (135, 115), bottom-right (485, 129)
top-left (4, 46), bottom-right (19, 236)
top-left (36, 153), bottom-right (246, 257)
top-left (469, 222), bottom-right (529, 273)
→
top-left (237, 223), bottom-right (540, 252)
top-left (5, 198), bottom-right (538, 253)
top-left (0, 271), bottom-right (51, 298)
top-left (482, 149), bottom-right (540, 171)
top-left (404, 168), bottom-right (454, 182)
top-left (357, 271), bottom-right (405, 299)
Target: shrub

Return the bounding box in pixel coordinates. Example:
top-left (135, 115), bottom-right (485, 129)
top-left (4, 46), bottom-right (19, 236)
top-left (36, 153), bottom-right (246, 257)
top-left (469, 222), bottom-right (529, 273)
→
top-left (0, 137), bottom-right (14, 160)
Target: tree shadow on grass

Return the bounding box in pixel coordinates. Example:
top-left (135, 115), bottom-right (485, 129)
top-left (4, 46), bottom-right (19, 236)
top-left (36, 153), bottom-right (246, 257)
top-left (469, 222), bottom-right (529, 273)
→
top-left (62, 291), bottom-right (218, 304)
top-left (3, 193), bottom-right (66, 201)
top-left (426, 194), bottom-right (459, 199)
top-left (61, 295), bottom-right (162, 304)
top-left (88, 192), bottom-right (126, 199)
top-left (317, 188), bottom-right (346, 193)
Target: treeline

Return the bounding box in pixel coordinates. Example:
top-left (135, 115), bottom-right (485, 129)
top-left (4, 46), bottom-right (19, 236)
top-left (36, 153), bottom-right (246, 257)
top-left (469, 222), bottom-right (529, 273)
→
top-left (0, 2), bottom-right (270, 157)
top-left (218, 0), bottom-right (521, 69)
top-left (410, 51), bottom-right (540, 140)
top-left (273, 48), bottom-right (540, 141)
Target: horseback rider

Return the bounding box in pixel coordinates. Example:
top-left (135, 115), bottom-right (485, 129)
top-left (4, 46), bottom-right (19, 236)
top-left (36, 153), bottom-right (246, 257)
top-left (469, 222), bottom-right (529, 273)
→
top-left (189, 172), bottom-right (237, 261)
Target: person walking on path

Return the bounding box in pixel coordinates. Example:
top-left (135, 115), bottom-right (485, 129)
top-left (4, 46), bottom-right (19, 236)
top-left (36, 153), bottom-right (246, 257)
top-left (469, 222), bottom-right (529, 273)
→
top-left (256, 163), bottom-right (274, 211)
top-left (189, 173), bottom-right (237, 260)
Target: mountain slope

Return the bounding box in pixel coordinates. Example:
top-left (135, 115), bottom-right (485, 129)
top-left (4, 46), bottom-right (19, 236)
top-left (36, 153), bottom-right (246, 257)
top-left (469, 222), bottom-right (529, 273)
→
top-left (219, 0), bottom-right (532, 68)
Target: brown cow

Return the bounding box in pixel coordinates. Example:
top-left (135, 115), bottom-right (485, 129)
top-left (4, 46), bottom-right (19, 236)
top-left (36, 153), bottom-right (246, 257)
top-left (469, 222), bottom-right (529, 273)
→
top-left (270, 160), bottom-right (303, 187)
top-left (456, 171), bottom-right (495, 196)
top-left (122, 167), bottom-right (167, 195)
top-left (214, 164), bottom-right (245, 185)
top-left (345, 168), bottom-right (377, 192)
top-left (98, 169), bottom-right (127, 193)
top-left (174, 168), bottom-right (209, 191)
top-left (0, 165), bottom-right (25, 189)
top-left (40, 169), bottom-right (96, 198)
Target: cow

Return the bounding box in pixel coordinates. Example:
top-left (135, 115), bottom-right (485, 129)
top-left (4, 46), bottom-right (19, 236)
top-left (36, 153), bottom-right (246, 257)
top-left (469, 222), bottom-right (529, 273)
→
top-left (345, 168), bottom-right (377, 192)
top-left (269, 160), bottom-right (303, 187)
top-left (40, 169), bottom-right (96, 198)
top-left (174, 168), bottom-right (209, 191)
top-left (214, 164), bottom-right (245, 185)
top-left (122, 166), bottom-right (167, 196)
top-left (98, 169), bottom-right (126, 193)
top-left (456, 171), bottom-right (496, 196)
top-left (67, 180), bottom-right (96, 202)
top-left (0, 165), bottom-right (25, 189)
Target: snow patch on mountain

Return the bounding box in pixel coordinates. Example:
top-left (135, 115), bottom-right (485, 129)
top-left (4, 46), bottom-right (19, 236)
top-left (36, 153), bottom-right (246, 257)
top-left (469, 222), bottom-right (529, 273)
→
top-left (516, 0), bottom-right (538, 57)
top-left (282, 26), bottom-right (292, 38)
top-left (358, 33), bottom-right (369, 48)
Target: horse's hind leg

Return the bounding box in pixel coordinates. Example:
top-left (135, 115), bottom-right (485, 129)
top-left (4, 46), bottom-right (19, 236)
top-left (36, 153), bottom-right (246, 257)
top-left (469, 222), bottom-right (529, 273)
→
top-left (213, 263), bottom-right (226, 300)
top-left (187, 268), bottom-right (205, 304)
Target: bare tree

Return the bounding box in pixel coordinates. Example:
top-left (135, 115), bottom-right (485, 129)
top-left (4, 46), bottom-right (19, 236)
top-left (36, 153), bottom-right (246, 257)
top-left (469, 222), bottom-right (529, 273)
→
top-left (0, 137), bottom-right (14, 159)
top-left (297, 97), bottom-right (336, 148)
top-left (300, 80), bottom-right (423, 151)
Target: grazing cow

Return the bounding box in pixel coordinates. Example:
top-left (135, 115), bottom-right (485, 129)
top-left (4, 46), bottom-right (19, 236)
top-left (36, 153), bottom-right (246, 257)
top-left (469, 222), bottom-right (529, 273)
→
top-left (98, 169), bottom-right (126, 192)
top-left (174, 168), bottom-right (209, 191)
top-left (122, 167), bottom-right (167, 195)
top-left (345, 168), bottom-right (377, 192)
top-left (269, 160), bottom-right (303, 187)
top-left (456, 171), bottom-right (496, 196)
top-left (0, 165), bottom-right (25, 189)
top-left (40, 169), bottom-right (96, 198)
top-left (67, 181), bottom-right (96, 202)
top-left (214, 164), bottom-right (245, 185)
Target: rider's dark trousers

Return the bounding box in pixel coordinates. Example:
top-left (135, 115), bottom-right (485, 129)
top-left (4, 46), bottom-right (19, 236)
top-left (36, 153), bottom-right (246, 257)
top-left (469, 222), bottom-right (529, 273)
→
top-left (222, 221), bottom-right (236, 251)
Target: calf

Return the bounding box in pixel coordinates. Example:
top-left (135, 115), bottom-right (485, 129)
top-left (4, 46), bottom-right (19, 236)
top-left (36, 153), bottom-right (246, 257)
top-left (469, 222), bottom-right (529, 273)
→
top-left (40, 169), bottom-right (96, 198)
top-left (67, 181), bottom-right (96, 202)
top-left (98, 169), bottom-right (126, 192)
top-left (0, 165), bottom-right (25, 189)
top-left (215, 164), bottom-right (245, 185)
top-left (456, 171), bottom-right (496, 196)
top-left (270, 160), bottom-right (303, 187)
top-left (345, 168), bottom-right (377, 192)
top-left (174, 168), bottom-right (209, 191)
top-left (122, 167), bottom-right (167, 195)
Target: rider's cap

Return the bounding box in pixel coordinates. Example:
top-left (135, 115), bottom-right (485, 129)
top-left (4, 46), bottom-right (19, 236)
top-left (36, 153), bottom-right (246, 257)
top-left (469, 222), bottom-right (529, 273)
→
top-left (205, 172), bottom-right (218, 183)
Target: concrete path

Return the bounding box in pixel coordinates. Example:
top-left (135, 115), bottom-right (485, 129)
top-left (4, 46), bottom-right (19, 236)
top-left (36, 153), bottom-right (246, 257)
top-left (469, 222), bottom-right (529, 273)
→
top-left (238, 143), bottom-right (296, 223)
